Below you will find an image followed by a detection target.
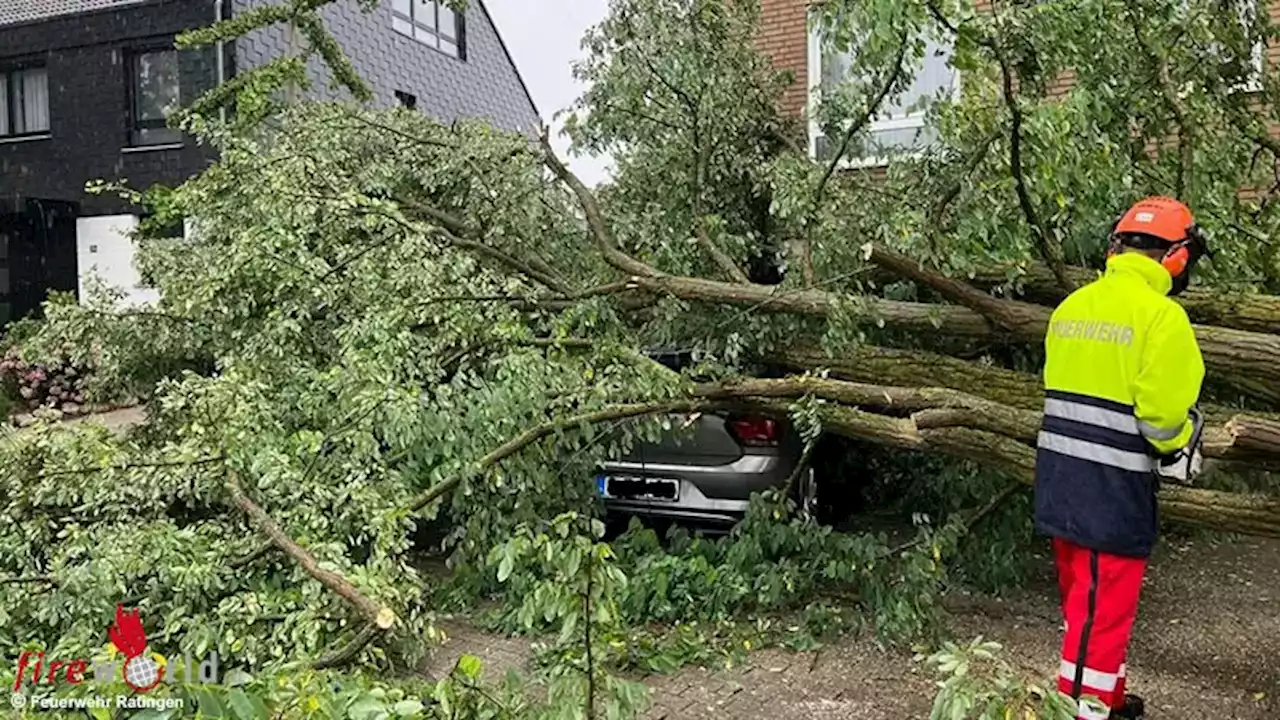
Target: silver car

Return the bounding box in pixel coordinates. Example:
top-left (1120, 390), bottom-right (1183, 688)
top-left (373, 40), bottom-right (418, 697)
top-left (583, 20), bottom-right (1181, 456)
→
top-left (595, 401), bottom-right (816, 528)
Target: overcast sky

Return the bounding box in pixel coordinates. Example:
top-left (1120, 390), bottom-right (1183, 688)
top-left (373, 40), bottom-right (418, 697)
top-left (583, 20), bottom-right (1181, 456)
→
top-left (485, 0), bottom-right (614, 187)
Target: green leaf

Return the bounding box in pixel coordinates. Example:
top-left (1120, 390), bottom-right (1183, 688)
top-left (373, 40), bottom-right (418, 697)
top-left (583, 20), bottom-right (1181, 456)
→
top-left (226, 689), bottom-right (265, 720)
top-left (391, 699), bottom-right (425, 717)
top-left (455, 653), bottom-right (483, 680)
top-left (195, 688), bottom-right (228, 718)
top-left (349, 695), bottom-right (390, 720)
top-left (497, 553), bottom-right (514, 583)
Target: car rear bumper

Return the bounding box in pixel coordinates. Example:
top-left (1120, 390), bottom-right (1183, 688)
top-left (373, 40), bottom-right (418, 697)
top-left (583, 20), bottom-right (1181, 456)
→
top-left (596, 452), bottom-right (796, 524)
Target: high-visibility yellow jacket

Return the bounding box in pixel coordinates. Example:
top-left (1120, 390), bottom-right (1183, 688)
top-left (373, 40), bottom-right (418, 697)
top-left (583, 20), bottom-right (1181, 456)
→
top-left (1033, 251), bottom-right (1205, 558)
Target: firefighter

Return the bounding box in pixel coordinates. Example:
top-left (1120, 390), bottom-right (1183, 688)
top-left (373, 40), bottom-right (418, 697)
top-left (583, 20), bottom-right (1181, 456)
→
top-left (1033, 196), bottom-right (1210, 720)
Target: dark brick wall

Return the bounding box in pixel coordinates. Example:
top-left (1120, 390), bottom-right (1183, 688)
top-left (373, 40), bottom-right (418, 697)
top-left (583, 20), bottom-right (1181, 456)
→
top-left (0, 0), bottom-right (224, 216)
top-left (0, 0), bottom-right (539, 218)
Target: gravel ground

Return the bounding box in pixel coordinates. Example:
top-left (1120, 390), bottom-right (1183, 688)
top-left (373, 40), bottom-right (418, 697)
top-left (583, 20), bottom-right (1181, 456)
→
top-left (942, 534), bottom-right (1279, 720)
top-left (427, 535), bottom-right (1280, 719)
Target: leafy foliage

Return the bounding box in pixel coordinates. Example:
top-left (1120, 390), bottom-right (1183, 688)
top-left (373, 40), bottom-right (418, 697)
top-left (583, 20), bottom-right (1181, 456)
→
top-left (3, 0), bottom-right (1279, 716)
top-left (458, 492), bottom-right (964, 682)
top-left (925, 637), bottom-right (1081, 720)
top-left (1, 346), bottom-right (92, 414)
top-left (7, 653), bottom-right (599, 720)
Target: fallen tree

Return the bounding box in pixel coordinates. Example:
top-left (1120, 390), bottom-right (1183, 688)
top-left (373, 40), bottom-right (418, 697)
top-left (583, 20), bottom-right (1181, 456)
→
top-left (959, 261), bottom-right (1280, 335)
top-left (3, 0), bottom-right (1280, 691)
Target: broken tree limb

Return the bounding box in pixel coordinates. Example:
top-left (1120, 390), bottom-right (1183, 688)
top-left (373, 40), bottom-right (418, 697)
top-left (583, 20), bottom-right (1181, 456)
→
top-left (311, 622), bottom-right (380, 670)
top-left (701, 375), bottom-right (1277, 466)
top-left (738, 396), bottom-right (1280, 538)
top-left (862, 245), bottom-right (1280, 403)
top-left (774, 345), bottom-right (1046, 410)
top-left (408, 399), bottom-right (720, 512)
top-left (226, 473), bottom-right (397, 632)
top-left (632, 270), bottom-right (1280, 404)
top-left (961, 261), bottom-right (1280, 335)
top-left (390, 375), bottom-right (1280, 540)
top-left (540, 127), bottom-right (658, 280)
top-left (773, 345), bottom-right (1279, 434)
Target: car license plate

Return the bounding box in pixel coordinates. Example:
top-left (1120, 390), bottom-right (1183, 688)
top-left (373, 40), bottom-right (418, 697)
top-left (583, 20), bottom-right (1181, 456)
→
top-left (598, 475), bottom-right (679, 502)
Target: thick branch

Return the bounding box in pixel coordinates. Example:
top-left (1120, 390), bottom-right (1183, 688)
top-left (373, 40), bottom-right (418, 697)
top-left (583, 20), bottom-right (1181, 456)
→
top-left (311, 623), bottom-right (380, 670)
top-left (540, 128), bottom-right (658, 279)
top-left (866, 245), bottom-right (1034, 332)
top-left (408, 400), bottom-right (718, 512)
top-left (726, 387), bottom-right (1280, 538)
top-left (1124, 0), bottom-right (1193, 196)
top-left (963, 261), bottom-right (1280, 335)
top-left (996, 50), bottom-right (1073, 293)
top-left (700, 375), bottom-right (1276, 465)
top-left (634, 272), bottom-right (1280, 403)
top-left (774, 344), bottom-right (1045, 410)
top-left (227, 473), bottom-right (396, 630)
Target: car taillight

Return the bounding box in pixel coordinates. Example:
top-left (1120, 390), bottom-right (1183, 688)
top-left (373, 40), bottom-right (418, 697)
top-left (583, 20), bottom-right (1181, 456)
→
top-left (728, 416), bottom-right (778, 447)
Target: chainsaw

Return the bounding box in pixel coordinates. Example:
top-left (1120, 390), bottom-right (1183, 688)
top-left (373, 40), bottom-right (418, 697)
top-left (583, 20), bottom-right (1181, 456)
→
top-left (1154, 406), bottom-right (1205, 485)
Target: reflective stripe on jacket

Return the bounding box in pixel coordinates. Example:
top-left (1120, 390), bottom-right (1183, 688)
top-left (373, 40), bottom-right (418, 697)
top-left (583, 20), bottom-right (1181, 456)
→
top-left (1034, 252), bottom-right (1206, 558)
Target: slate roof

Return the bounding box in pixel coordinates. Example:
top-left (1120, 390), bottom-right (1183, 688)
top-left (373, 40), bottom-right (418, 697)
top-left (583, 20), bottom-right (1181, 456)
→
top-left (0, 0), bottom-right (151, 27)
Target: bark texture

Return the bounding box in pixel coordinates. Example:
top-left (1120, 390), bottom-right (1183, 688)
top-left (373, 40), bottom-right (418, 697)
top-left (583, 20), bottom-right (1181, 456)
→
top-left (963, 262), bottom-right (1280, 335)
top-left (722, 383), bottom-right (1280, 538)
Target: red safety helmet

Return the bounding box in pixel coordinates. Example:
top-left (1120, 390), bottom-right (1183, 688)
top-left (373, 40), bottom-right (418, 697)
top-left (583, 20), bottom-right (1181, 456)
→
top-left (1108, 197), bottom-right (1209, 292)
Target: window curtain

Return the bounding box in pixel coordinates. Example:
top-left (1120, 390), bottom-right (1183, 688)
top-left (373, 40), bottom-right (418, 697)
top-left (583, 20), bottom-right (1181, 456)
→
top-left (0, 74), bottom-right (9, 135)
top-left (21, 69), bottom-right (49, 133)
top-left (823, 40), bottom-right (954, 120)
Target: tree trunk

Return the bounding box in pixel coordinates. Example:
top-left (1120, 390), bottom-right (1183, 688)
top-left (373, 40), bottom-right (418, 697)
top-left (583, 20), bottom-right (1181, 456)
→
top-left (733, 393), bottom-right (1280, 538)
top-left (963, 262), bottom-right (1280, 335)
top-left (638, 274), bottom-right (1280, 404)
top-left (773, 345), bottom-right (1046, 410)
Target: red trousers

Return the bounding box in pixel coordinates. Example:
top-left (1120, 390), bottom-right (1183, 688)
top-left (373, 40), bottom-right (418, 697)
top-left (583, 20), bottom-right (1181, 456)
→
top-left (1053, 537), bottom-right (1148, 720)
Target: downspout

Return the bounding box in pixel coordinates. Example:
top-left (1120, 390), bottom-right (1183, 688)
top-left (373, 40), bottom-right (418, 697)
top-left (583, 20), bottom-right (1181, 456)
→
top-left (214, 0), bottom-right (226, 123)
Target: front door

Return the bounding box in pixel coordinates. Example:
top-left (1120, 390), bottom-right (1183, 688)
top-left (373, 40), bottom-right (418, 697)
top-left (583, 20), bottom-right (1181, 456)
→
top-left (0, 198), bottom-right (80, 328)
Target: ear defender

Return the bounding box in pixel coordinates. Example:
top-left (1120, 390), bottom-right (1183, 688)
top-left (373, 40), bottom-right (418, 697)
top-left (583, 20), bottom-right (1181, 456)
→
top-left (1105, 213), bottom-right (1125, 258)
top-left (1161, 242), bottom-right (1191, 277)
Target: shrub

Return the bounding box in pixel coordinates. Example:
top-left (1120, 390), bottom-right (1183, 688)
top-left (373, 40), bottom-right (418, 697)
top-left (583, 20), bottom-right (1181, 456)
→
top-left (0, 347), bottom-right (93, 417)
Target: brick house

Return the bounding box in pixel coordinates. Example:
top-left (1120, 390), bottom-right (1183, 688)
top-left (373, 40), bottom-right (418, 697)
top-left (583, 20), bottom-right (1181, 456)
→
top-left (757, 0), bottom-right (1277, 168)
top-left (0, 0), bottom-right (537, 323)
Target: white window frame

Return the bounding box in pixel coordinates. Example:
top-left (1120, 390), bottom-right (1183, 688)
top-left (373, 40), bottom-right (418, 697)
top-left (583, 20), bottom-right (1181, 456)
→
top-left (0, 65), bottom-right (51, 139)
top-left (391, 0), bottom-right (465, 59)
top-left (1230, 0), bottom-right (1265, 93)
top-left (806, 25), bottom-right (961, 169)
top-left (1182, 0), bottom-right (1264, 93)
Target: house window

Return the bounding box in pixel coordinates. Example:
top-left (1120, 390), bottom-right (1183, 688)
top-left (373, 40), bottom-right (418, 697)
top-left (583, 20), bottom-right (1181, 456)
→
top-left (392, 0), bottom-right (465, 58)
top-left (395, 90), bottom-right (418, 109)
top-left (808, 29), bottom-right (958, 166)
top-left (129, 49), bottom-right (183, 146)
top-left (1192, 0), bottom-right (1264, 92)
top-left (0, 66), bottom-right (50, 138)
